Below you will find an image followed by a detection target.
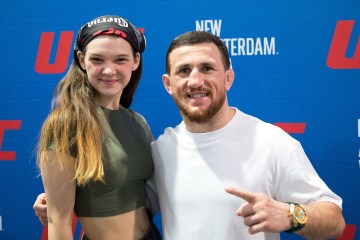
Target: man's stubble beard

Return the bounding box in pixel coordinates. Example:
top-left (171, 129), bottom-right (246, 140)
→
top-left (173, 89), bottom-right (226, 124)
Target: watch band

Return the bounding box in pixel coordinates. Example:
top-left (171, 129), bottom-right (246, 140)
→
top-left (284, 202), bottom-right (307, 233)
top-left (284, 223), bottom-right (305, 233)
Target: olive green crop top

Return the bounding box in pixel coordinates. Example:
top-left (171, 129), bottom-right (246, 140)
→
top-left (74, 106), bottom-right (154, 217)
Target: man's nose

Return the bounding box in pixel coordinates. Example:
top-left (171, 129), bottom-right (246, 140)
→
top-left (187, 69), bottom-right (204, 88)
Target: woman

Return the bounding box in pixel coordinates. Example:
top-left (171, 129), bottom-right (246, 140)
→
top-left (37, 15), bottom-right (161, 240)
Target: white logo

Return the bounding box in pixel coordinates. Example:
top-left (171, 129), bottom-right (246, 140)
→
top-left (0, 215), bottom-right (3, 231)
top-left (195, 19), bottom-right (277, 57)
top-left (88, 17), bottom-right (128, 28)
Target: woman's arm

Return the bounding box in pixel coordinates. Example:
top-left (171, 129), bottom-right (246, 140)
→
top-left (40, 150), bottom-right (76, 240)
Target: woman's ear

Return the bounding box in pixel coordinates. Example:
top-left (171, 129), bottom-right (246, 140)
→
top-left (76, 51), bottom-right (86, 70)
top-left (132, 52), bottom-right (141, 71)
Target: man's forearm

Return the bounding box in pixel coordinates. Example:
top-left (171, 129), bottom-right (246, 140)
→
top-left (296, 201), bottom-right (345, 239)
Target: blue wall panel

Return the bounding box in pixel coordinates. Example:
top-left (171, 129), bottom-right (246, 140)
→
top-left (0, 0), bottom-right (359, 239)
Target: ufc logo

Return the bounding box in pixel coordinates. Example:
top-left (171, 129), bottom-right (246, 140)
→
top-left (34, 28), bottom-right (144, 74)
top-left (0, 120), bottom-right (21, 161)
top-left (35, 31), bottom-right (74, 74)
top-left (327, 20), bottom-right (360, 69)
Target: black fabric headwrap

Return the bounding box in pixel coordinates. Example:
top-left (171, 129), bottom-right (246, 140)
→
top-left (73, 15), bottom-right (146, 67)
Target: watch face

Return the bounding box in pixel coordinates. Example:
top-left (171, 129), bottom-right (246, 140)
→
top-left (294, 205), bottom-right (308, 225)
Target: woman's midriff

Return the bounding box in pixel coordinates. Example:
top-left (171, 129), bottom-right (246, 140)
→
top-left (79, 206), bottom-right (150, 240)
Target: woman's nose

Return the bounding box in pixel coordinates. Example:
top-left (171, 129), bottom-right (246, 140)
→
top-left (102, 63), bottom-right (116, 75)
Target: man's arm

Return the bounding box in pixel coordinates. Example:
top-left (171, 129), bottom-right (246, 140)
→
top-left (33, 193), bottom-right (48, 225)
top-left (145, 177), bottom-right (160, 217)
top-left (298, 201), bottom-right (345, 239)
top-left (225, 187), bottom-right (345, 239)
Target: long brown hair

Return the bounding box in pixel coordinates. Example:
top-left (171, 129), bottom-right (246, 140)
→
top-left (38, 53), bottom-right (143, 186)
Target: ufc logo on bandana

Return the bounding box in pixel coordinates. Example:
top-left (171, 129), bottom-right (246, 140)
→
top-left (93, 28), bottom-right (127, 38)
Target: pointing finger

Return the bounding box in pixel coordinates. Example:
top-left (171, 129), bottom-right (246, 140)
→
top-left (225, 186), bottom-right (257, 203)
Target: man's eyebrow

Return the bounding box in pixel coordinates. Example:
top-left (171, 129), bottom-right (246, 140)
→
top-left (201, 60), bottom-right (216, 65)
top-left (174, 63), bottom-right (191, 70)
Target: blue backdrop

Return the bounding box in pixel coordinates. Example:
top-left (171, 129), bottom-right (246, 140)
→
top-left (0, 0), bottom-right (359, 239)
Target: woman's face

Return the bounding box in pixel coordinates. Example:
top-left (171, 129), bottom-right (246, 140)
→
top-left (77, 35), bottom-right (140, 108)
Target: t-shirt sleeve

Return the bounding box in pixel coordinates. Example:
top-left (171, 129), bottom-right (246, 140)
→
top-left (274, 142), bottom-right (343, 209)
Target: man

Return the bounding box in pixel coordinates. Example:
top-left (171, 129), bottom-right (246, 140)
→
top-left (34, 31), bottom-right (345, 239)
top-left (151, 31), bottom-right (344, 239)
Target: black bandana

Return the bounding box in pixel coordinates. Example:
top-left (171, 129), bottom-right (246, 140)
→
top-left (74, 15), bottom-right (146, 67)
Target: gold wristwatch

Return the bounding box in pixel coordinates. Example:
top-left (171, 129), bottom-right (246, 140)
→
top-left (285, 202), bottom-right (308, 233)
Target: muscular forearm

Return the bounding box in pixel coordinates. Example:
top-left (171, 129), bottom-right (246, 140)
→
top-left (296, 202), bottom-right (345, 239)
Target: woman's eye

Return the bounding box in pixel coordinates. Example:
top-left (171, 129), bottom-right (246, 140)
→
top-left (116, 58), bottom-right (126, 63)
top-left (90, 58), bottom-right (103, 63)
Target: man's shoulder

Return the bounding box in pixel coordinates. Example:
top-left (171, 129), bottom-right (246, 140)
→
top-left (152, 122), bottom-right (183, 144)
top-left (234, 108), bottom-right (299, 147)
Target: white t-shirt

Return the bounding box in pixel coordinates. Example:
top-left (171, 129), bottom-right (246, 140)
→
top-left (151, 108), bottom-right (342, 240)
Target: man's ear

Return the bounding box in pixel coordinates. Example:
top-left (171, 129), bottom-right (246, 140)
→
top-left (76, 51), bottom-right (86, 70)
top-left (225, 69), bottom-right (235, 91)
top-left (162, 74), bottom-right (173, 95)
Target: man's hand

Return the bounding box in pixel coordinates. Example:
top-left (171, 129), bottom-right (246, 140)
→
top-left (33, 193), bottom-right (48, 225)
top-left (225, 186), bottom-right (291, 234)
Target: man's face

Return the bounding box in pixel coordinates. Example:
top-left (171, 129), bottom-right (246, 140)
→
top-left (162, 42), bottom-right (234, 123)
